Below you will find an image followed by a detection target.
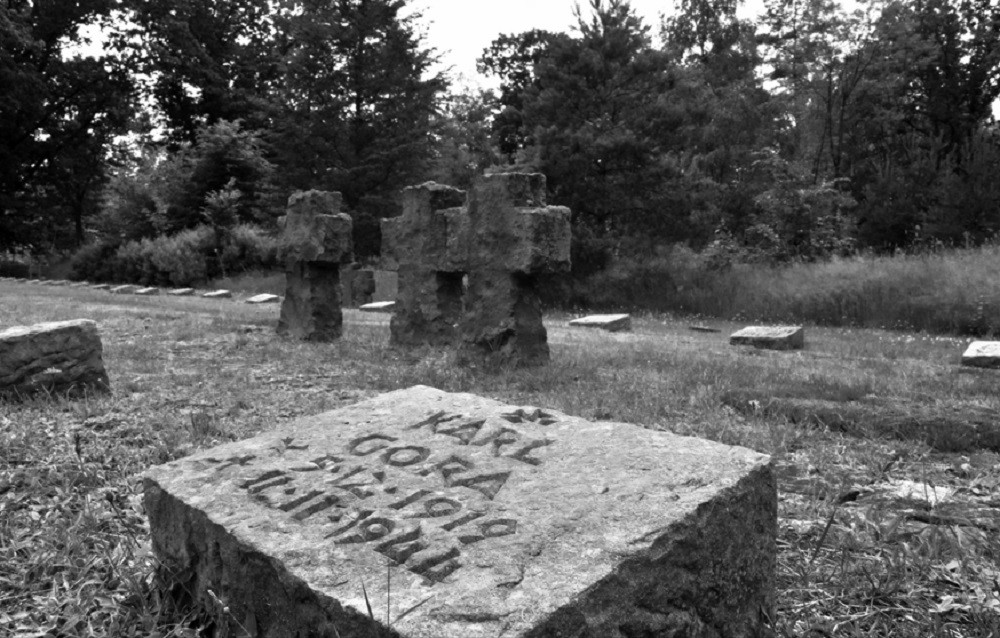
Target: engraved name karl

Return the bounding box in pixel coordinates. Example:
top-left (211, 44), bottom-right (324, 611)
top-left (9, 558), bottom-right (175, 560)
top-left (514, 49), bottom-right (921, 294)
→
top-left (212, 410), bottom-right (557, 584)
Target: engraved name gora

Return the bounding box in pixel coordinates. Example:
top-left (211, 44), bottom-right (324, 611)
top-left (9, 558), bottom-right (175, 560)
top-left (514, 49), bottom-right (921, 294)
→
top-left (194, 408), bottom-right (558, 585)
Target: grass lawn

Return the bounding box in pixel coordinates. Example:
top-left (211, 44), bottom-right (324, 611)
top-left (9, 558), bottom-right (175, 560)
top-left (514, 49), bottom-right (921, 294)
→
top-left (1, 281), bottom-right (999, 637)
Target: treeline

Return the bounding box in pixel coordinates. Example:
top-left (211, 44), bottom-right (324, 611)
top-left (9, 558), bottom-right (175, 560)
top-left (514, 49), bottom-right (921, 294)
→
top-left (3, 0), bottom-right (1000, 293)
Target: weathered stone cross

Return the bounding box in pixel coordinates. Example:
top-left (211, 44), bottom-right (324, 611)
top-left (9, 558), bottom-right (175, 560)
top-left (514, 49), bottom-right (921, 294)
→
top-left (276, 190), bottom-right (354, 341)
top-left (382, 173), bottom-right (571, 367)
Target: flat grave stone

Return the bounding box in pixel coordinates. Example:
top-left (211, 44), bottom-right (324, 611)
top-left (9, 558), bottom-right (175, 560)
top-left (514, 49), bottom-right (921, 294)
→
top-left (203, 289), bottom-right (233, 299)
top-left (90, 283), bottom-right (111, 290)
top-left (246, 293), bottom-right (281, 305)
top-left (0, 319), bottom-right (110, 399)
top-left (144, 385), bottom-right (776, 638)
top-left (168, 288), bottom-right (195, 296)
top-left (689, 325), bottom-right (722, 333)
top-left (69, 282), bottom-right (90, 288)
top-left (135, 287), bottom-right (159, 296)
top-left (110, 284), bottom-right (140, 295)
top-left (568, 313), bottom-right (631, 332)
top-left (961, 341), bottom-right (1000, 368)
top-left (730, 326), bottom-right (805, 350)
top-left (359, 301), bottom-right (396, 313)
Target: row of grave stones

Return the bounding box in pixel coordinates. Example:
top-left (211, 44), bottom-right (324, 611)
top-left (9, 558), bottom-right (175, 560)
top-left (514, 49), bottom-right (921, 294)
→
top-left (0, 277), bottom-right (281, 304)
top-left (274, 173), bottom-right (571, 368)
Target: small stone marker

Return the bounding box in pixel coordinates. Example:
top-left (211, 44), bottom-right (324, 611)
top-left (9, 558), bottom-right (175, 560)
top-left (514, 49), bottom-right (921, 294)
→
top-left (276, 190), bottom-right (353, 341)
top-left (689, 325), bottom-right (722, 333)
top-left (167, 288), bottom-right (195, 296)
top-left (135, 287), bottom-right (159, 296)
top-left (69, 282), bottom-right (90, 288)
top-left (0, 319), bottom-right (111, 399)
top-left (144, 386), bottom-right (775, 638)
top-left (202, 290), bottom-right (232, 299)
top-left (568, 314), bottom-right (631, 332)
top-left (730, 326), bottom-right (805, 350)
top-left (359, 301), bottom-right (396, 313)
top-left (961, 341), bottom-right (1000, 368)
top-left (246, 293), bottom-right (280, 305)
top-left (91, 283), bottom-right (111, 290)
top-left (109, 284), bottom-right (140, 294)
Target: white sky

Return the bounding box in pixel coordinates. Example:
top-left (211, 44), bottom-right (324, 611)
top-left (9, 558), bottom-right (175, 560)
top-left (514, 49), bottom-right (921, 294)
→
top-left (409, 0), bottom-right (767, 83)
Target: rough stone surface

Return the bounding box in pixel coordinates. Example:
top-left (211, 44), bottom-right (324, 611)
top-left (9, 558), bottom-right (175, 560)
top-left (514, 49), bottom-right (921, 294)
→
top-left (0, 319), bottom-right (110, 399)
top-left (277, 191), bottom-right (354, 342)
top-left (135, 287), bottom-right (159, 296)
top-left (70, 282), bottom-right (90, 288)
top-left (247, 294), bottom-right (281, 305)
top-left (568, 314), bottom-right (631, 332)
top-left (385, 183), bottom-right (469, 346)
top-left (961, 341), bottom-right (1000, 368)
top-left (730, 326), bottom-right (805, 351)
top-left (110, 285), bottom-right (140, 294)
top-left (350, 269), bottom-right (376, 307)
top-left (91, 283), bottom-right (111, 290)
top-left (144, 386), bottom-right (776, 638)
top-left (382, 175), bottom-right (571, 367)
top-left (360, 301), bottom-right (396, 313)
top-left (203, 290), bottom-right (233, 299)
top-left (456, 174), bottom-right (571, 368)
top-left (168, 288), bottom-right (195, 296)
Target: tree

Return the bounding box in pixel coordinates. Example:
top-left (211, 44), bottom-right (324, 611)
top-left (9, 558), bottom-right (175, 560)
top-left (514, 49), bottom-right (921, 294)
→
top-left (430, 87), bottom-right (503, 190)
top-left (268, 0), bottom-right (448, 257)
top-left (1, 0), bottom-right (134, 250)
top-left (118, 0), bottom-right (280, 144)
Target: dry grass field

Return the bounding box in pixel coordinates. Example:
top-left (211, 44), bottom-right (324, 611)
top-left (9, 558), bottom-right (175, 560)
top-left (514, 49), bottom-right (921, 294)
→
top-left (1, 280), bottom-right (999, 637)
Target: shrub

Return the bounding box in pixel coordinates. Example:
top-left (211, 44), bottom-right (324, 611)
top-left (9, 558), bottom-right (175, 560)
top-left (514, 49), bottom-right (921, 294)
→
top-left (68, 242), bottom-right (119, 282)
top-left (219, 224), bottom-right (279, 275)
top-left (146, 227), bottom-right (214, 286)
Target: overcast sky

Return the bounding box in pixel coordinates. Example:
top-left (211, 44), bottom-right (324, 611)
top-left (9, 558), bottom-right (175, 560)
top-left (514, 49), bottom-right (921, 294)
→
top-left (410, 0), bottom-right (767, 84)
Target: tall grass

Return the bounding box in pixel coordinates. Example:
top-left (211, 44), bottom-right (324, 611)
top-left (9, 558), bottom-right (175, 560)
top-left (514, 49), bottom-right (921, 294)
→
top-left (666, 244), bottom-right (1000, 335)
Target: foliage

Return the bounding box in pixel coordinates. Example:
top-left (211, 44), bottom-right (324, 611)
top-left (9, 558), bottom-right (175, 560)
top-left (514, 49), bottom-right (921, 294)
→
top-left (430, 87), bottom-right (503, 190)
top-left (0, 0), bottom-right (134, 251)
top-left (69, 224), bottom-right (277, 286)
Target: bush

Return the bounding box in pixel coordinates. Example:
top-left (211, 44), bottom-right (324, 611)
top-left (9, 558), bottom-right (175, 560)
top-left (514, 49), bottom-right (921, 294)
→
top-left (219, 224), bottom-right (279, 275)
top-left (68, 243), bottom-right (119, 282)
top-left (146, 227), bottom-right (214, 286)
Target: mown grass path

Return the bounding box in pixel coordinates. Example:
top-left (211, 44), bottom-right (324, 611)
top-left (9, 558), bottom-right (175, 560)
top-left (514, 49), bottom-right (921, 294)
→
top-left (1, 282), bottom-right (998, 637)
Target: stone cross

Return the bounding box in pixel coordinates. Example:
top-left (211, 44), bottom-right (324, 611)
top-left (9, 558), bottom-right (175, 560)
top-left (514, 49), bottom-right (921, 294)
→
top-left (276, 190), bottom-right (353, 341)
top-left (381, 174), bottom-right (570, 367)
top-left (382, 182), bottom-right (468, 345)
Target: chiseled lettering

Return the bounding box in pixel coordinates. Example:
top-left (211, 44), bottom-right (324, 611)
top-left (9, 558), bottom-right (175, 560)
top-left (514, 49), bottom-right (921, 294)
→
top-left (347, 434), bottom-right (398, 456)
top-left (470, 427), bottom-right (521, 455)
top-left (376, 527), bottom-right (427, 564)
top-left (406, 411), bottom-right (463, 432)
top-left (435, 419), bottom-right (486, 445)
top-left (410, 547), bottom-right (462, 584)
top-left (381, 445), bottom-right (431, 467)
top-left (507, 439), bottom-right (554, 466)
top-left (409, 497), bottom-right (462, 519)
top-left (458, 518), bottom-right (518, 545)
top-left (450, 471), bottom-right (512, 500)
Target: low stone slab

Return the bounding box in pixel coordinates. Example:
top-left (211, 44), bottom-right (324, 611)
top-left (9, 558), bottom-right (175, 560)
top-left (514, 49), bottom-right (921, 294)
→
top-left (246, 294), bottom-right (280, 305)
top-left (167, 288), bottom-right (195, 296)
top-left (110, 284), bottom-right (140, 294)
top-left (359, 301), bottom-right (396, 313)
top-left (91, 283), bottom-right (111, 290)
top-left (0, 319), bottom-right (110, 399)
top-left (135, 287), bottom-right (159, 296)
top-left (568, 314), bottom-right (631, 332)
top-left (961, 341), bottom-right (1000, 368)
top-left (144, 386), bottom-right (775, 638)
top-left (730, 326), bottom-right (805, 350)
top-left (202, 290), bottom-right (232, 299)
top-left (689, 325), bottom-right (722, 333)
top-left (69, 282), bottom-right (90, 288)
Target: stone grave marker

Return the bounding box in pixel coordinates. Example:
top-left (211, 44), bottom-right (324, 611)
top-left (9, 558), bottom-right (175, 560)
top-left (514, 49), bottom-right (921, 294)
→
top-left (203, 290), bottom-right (233, 299)
top-left (381, 182), bottom-right (468, 346)
top-left (961, 341), bottom-right (1000, 368)
top-left (246, 294), bottom-right (281, 305)
top-left (110, 284), bottom-right (140, 294)
top-left (135, 287), bottom-right (159, 296)
top-left (382, 174), bottom-right (571, 367)
top-left (730, 326), bottom-right (805, 350)
top-left (70, 282), bottom-right (90, 288)
top-left (359, 301), bottom-right (396, 313)
top-left (91, 283), bottom-right (111, 290)
top-left (0, 319), bottom-right (110, 399)
top-left (568, 314), bottom-right (632, 332)
top-left (168, 288), bottom-right (194, 296)
top-left (456, 173), bottom-right (571, 367)
top-left (277, 190), bottom-right (353, 341)
top-left (144, 385), bottom-right (775, 638)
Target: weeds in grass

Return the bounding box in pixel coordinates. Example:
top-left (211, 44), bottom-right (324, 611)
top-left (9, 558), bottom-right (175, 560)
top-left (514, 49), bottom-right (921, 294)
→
top-left (1, 284), bottom-right (999, 636)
